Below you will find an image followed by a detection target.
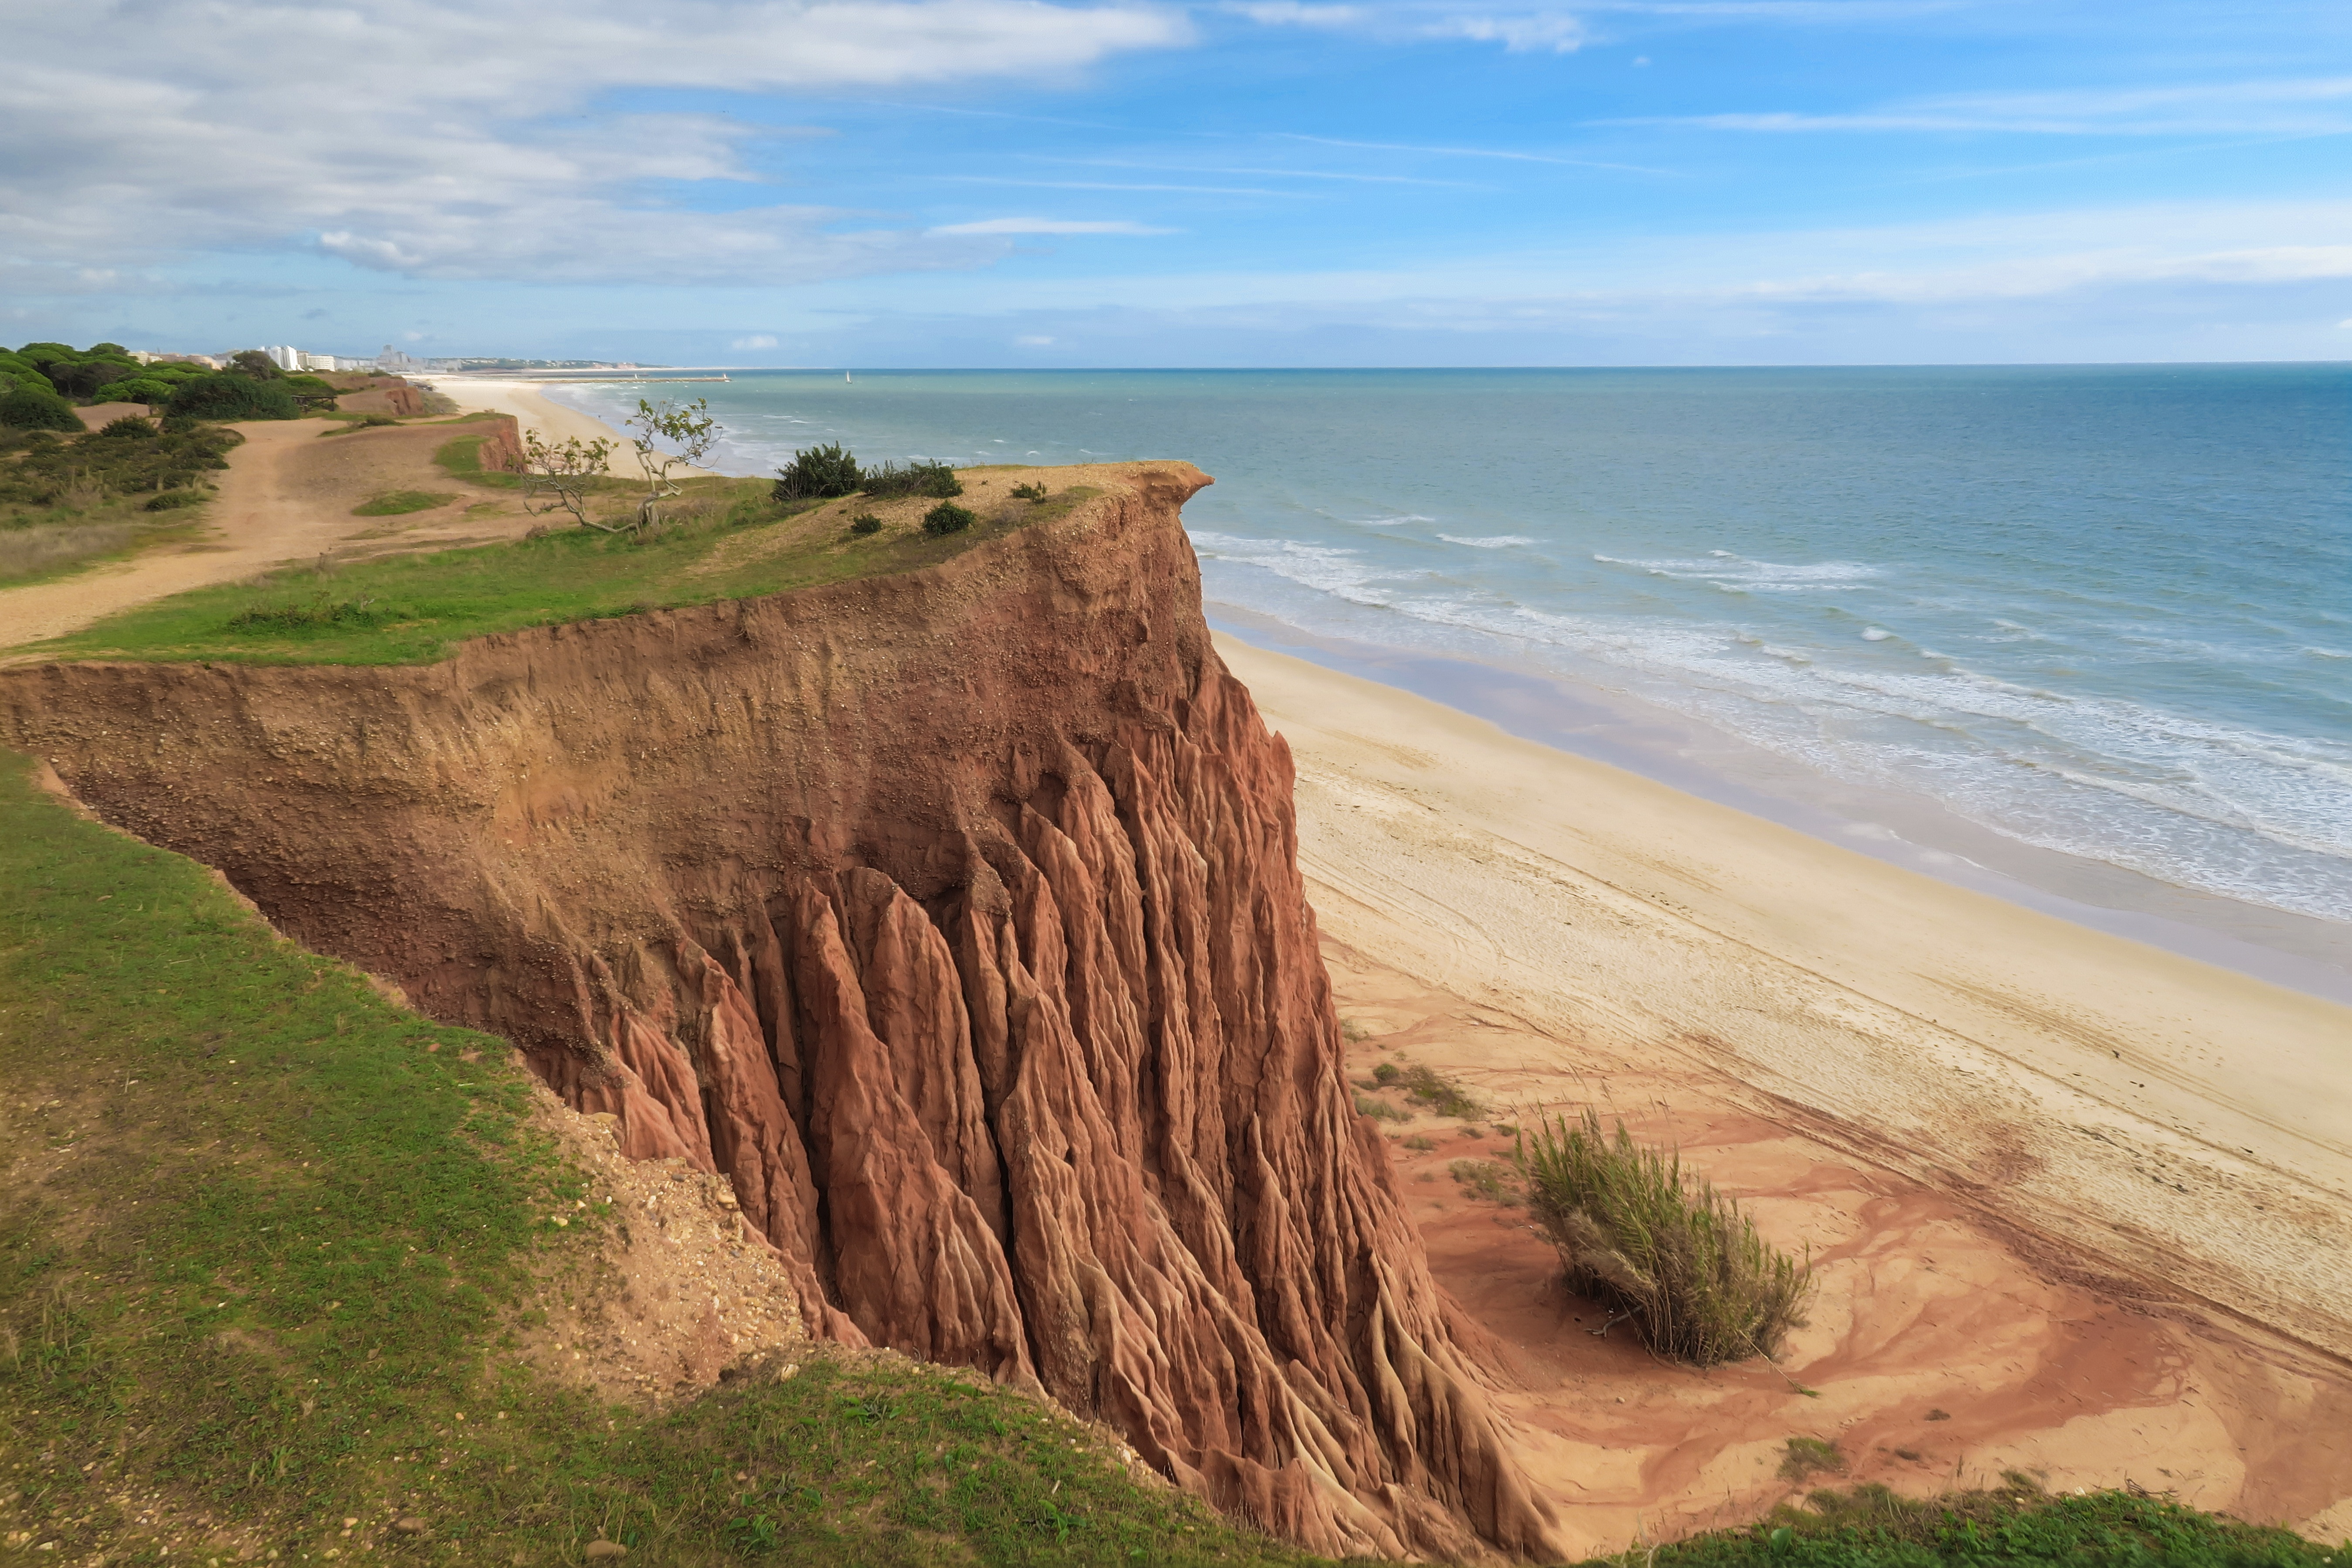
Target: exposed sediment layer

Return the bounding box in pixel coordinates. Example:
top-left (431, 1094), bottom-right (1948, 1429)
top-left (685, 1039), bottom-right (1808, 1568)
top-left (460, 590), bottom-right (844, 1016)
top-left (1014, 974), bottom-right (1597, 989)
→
top-left (0, 464), bottom-right (1559, 1561)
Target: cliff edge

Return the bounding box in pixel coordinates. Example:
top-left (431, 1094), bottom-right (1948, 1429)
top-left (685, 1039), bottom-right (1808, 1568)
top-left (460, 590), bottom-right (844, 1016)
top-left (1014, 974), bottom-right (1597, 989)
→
top-left (0, 463), bottom-right (1560, 1560)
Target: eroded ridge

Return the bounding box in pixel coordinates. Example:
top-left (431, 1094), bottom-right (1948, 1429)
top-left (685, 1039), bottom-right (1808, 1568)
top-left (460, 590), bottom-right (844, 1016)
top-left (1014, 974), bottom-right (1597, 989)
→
top-left (1, 463), bottom-right (1560, 1561)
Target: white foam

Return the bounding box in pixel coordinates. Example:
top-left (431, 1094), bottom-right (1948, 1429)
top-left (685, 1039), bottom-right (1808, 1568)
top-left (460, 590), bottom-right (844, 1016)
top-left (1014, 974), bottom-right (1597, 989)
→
top-left (1438, 534), bottom-right (1535, 549)
top-left (1862, 627), bottom-right (1894, 642)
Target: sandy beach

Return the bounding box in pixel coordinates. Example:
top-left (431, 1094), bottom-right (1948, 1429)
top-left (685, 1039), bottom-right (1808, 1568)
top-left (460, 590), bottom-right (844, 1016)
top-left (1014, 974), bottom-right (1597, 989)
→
top-left (429, 377), bottom-right (711, 475)
top-left (1216, 632), bottom-right (2352, 1546)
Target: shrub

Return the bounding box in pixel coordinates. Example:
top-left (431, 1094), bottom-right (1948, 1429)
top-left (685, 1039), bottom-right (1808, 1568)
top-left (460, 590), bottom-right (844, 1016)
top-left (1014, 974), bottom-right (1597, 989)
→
top-left (1399, 1063), bottom-right (1482, 1119)
top-left (225, 592), bottom-right (388, 631)
top-left (1009, 481), bottom-right (1049, 500)
top-left (865, 459), bottom-right (962, 499)
top-left (1355, 1093), bottom-right (1407, 1123)
top-left (320, 413), bottom-right (400, 434)
top-left (95, 415), bottom-right (157, 439)
top-left (922, 500), bottom-right (977, 536)
top-left (771, 442), bottom-right (862, 501)
top-left (1372, 1061), bottom-right (1400, 1085)
top-left (0, 387), bottom-right (86, 432)
top-left (169, 372), bottom-right (299, 422)
top-left (227, 349), bottom-right (284, 379)
top-left (848, 513), bottom-right (882, 536)
top-left (1518, 1107), bottom-right (1811, 1366)
top-left (143, 491), bottom-right (204, 512)
top-left (1402, 1134), bottom-right (1436, 1151)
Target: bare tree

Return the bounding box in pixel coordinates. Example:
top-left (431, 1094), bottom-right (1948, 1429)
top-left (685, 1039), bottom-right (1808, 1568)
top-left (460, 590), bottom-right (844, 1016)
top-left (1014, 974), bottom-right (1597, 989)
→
top-left (507, 430), bottom-right (617, 531)
top-left (625, 397), bottom-right (720, 532)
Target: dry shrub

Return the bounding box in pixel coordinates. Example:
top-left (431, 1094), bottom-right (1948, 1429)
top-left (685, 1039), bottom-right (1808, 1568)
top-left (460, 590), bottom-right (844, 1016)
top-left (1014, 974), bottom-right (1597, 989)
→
top-left (1518, 1107), bottom-right (1811, 1365)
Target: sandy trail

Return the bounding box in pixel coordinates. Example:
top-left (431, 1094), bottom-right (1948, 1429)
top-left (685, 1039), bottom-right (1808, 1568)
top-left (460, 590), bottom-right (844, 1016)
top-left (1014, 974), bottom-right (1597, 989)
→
top-left (1325, 941), bottom-right (2352, 1552)
top-left (0, 418), bottom-right (549, 653)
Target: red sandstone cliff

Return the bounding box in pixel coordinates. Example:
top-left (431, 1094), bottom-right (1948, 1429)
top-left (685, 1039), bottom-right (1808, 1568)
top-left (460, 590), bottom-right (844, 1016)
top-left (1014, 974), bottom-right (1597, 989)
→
top-left (0, 464), bottom-right (1560, 1561)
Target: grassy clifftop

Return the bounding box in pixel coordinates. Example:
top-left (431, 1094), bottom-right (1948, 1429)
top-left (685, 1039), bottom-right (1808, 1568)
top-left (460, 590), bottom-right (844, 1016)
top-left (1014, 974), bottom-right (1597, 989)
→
top-left (0, 749), bottom-right (1321, 1567)
top-left (14, 451), bottom-right (1101, 667)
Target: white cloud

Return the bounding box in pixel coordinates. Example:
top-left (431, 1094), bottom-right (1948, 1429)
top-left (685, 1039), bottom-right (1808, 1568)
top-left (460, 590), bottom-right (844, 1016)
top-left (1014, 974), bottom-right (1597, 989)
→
top-left (734, 334), bottom-right (783, 348)
top-left (1610, 74), bottom-right (2352, 136)
top-left (1, 0), bottom-right (1189, 286)
top-left (930, 218), bottom-right (1176, 233)
top-left (1016, 334), bottom-right (1058, 344)
top-left (1423, 12), bottom-right (1584, 50)
top-left (1221, 0), bottom-right (1367, 23)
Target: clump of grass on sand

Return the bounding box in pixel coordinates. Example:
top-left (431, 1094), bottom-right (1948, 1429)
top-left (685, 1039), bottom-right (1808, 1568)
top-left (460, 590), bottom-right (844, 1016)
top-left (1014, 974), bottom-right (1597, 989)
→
top-left (0, 749), bottom-right (1319, 1566)
top-left (1574, 1479), bottom-right (2335, 1568)
top-left (1448, 1159), bottom-right (1524, 1207)
top-left (1518, 1108), bottom-right (1811, 1366)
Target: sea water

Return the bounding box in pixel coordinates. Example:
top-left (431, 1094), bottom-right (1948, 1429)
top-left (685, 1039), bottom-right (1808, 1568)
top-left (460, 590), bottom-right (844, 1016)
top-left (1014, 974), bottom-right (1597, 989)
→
top-left (545, 367), bottom-right (2352, 989)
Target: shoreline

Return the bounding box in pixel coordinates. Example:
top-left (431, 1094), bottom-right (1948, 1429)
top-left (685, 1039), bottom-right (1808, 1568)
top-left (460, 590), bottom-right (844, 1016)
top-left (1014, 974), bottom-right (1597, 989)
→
top-left (1208, 607), bottom-right (2352, 1006)
top-left (1216, 630), bottom-right (2352, 1362)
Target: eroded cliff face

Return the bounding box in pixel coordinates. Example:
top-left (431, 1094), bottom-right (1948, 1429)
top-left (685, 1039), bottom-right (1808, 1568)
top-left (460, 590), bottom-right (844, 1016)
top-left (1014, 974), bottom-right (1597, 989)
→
top-left (1, 464), bottom-right (1559, 1561)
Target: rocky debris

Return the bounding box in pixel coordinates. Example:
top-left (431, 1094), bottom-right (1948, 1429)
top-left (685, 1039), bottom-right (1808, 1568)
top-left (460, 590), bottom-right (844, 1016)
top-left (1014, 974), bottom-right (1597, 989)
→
top-left (3, 463), bottom-right (1562, 1561)
top-left (516, 1098), bottom-right (805, 1405)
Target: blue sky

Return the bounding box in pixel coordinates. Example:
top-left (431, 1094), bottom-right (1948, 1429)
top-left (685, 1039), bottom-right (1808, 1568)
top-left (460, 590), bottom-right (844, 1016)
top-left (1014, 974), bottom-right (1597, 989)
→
top-left (10, 0), bottom-right (2349, 364)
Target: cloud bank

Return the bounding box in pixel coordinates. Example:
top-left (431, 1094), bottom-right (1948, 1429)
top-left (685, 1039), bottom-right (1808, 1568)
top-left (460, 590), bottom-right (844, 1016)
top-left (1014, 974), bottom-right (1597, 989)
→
top-left (2, 0), bottom-right (1188, 286)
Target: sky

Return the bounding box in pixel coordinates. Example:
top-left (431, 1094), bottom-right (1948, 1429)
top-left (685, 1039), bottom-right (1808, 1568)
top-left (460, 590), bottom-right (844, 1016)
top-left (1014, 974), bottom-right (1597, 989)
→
top-left (8, 0), bottom-right (2350, 365)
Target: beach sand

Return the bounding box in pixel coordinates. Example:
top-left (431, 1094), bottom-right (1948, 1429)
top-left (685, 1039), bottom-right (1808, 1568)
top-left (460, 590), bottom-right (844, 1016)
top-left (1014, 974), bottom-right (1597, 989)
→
top-left (1215, 633), bottom-right (2352, 1546)
top-left (430, 377), bottom-right (710, 476)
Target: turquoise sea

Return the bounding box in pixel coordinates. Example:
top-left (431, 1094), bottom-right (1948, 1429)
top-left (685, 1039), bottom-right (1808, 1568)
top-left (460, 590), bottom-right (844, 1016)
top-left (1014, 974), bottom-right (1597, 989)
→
top-left (543, 367), bottom-right (2352, 994)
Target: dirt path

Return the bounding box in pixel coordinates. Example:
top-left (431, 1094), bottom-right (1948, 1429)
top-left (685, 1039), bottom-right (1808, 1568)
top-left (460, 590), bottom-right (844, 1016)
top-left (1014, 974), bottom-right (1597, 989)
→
top-left (0, 419), bottom-right (540, 654)
top-left (1322, 939), bottom-right (2352, 1554)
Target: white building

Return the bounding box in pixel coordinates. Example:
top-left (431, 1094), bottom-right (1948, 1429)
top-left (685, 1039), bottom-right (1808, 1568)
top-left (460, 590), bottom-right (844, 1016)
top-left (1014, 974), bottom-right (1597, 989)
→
top-left (377, 345), bottom-right (428, 374)
top-left (262, 345), bottom-right (302, 372)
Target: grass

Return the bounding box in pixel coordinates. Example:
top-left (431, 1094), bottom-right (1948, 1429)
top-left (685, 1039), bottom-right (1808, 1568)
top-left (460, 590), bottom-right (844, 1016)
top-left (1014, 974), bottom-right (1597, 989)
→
top-left (0, 747), bottom-right (1331, 1567)
top-left (21, 476), bottom-right (1100, 667)
top-left (1517, 1109), bottom-right (1812, 1367)
top-left (1573, 1481), bottom-right (2337, 1568)
top-left (1781, 1439), bottom-right (1847, 1483)
top-left (351, 490), bottom-right (455, 517)
top-left (1447, 1159), bottom-right (1523, 1207)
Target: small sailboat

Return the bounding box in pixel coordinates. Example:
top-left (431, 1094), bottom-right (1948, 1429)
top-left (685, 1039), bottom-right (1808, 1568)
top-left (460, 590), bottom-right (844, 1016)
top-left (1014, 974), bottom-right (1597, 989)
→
top-left (845, 371), bottom-right (853, 384)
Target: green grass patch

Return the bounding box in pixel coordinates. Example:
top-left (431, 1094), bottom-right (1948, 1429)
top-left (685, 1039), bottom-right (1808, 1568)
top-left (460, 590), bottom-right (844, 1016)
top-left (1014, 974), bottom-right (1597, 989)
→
top-left (351, 490), bottom-right (456, 517)
top-left (1447, 1159), bottom-right (1523, 1206)
top-left (20, 478), bottom-right (1088, 667)
top-left (0, 748), bottom-right (1326, 1566)
top-left (1573, 1481), bottom-right (2334, 1568)
top-left (1519, 1109), bottom-right (1812, 1367)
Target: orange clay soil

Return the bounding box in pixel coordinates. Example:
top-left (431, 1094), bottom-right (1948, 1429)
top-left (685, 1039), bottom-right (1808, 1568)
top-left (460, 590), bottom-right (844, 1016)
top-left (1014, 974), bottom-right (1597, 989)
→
top-left (1322, 937), bottom-right (2352, 1557)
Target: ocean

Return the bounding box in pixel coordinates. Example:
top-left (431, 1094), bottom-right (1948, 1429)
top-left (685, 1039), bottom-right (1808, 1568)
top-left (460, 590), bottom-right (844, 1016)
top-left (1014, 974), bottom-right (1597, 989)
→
top-left (543, 367), bottom-right (2352, 994)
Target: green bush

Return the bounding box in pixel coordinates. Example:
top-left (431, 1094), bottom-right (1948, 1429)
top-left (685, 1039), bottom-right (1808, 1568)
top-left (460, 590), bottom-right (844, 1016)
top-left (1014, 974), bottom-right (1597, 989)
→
top-left (47, 359), bottom-right (139, 399)
top-left (0, 386), bottom-right (85, 432)
top-left (225, 592), bottom-right (389, 631)
top-left (848, 512), bottom-right (882, 536)
top-left (1518, 1107), bottom-right (1811, 1366)
top-left (168, 372), bottom-right (299, 421)
top-left (143, 491), bottom-right (204, 512)
top-left (1010, 481), bottom-right (1049, 500)
top-left (866, 459), bottom-right (963, 499)
top-left (922, 500), bottom-right (977, 536)
top-left (95, 415), bottom-right (157, 439)
top-left (1355, 1092), bottom-right (1407, 1123)
top-left (771, 442), bottom-right (863, 500)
